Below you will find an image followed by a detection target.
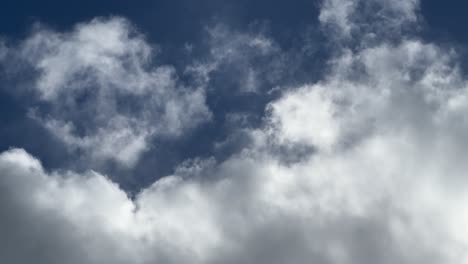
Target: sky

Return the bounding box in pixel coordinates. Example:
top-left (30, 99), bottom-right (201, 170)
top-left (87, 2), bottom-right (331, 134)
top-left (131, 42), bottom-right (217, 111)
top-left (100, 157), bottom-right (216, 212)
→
top-left (1, 0), bottom-right (468, 263)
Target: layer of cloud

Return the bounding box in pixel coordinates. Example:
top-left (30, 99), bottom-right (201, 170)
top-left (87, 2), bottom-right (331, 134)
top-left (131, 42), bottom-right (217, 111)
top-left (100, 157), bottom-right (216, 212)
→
top-left (1, 0), bottom-right (468, 263)
top-left (2, 32), bottom-right (468, 264)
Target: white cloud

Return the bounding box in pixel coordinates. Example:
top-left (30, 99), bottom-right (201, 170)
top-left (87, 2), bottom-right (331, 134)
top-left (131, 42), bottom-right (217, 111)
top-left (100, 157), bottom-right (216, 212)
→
top-left (267, 85), bottom-right (340, 150)
top-left (2, 35), bottom-right (468, 263)
top-left (186, 24), bottom-right (282, 94)
top-left (319, 0), bottom-right (356, 37)
top-left (2, 0), bottom-right (468, 263)
top-left (10, 17), bottom-right (211, 167)
top-left (319, 0), bottom-right (420, 39)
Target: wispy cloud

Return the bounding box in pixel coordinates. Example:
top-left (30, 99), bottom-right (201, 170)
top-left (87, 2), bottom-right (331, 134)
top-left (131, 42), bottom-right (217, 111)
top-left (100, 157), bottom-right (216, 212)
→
top-left (4, 17), bottom-right (211, 167)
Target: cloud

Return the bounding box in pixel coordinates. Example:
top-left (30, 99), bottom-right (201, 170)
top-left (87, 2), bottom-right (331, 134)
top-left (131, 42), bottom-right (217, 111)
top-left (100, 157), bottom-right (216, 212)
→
top-left (319, 0), bottom-right (420, 40)
top-left (2, 31), bottom-right (468, 264)
top-left (1, 0), bottom-right (468, 263)
top-left (187, 24), bottom-right (286, 94)
top-left (2, 17), bottom-right (211, 167)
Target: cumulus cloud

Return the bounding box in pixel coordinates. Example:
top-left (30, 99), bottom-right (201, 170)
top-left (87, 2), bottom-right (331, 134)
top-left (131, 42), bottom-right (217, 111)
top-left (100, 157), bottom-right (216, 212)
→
top-left (2, 17), bottom-right (211, 167)
top-left (2, 35), bottom-right (468, 264)
top-left (2, 0), bottom-right (468, 263)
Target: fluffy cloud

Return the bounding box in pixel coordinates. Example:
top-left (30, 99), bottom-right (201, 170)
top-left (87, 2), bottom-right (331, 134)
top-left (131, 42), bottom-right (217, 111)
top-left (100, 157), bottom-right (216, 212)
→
top-left (2, 35), bottom-right (468, 264)
top-left (2, 0), bottom-right (468, 263)
top-left (3, 17), bottom-right (211, 167)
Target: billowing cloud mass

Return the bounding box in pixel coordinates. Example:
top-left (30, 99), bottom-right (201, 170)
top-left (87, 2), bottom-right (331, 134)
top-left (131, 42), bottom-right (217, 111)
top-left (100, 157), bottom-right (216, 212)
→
top-left (1, 0), bottom-right (468, 263)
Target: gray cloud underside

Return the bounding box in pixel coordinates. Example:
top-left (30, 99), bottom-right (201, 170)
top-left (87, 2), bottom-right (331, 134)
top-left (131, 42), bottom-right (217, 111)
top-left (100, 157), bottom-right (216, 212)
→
top-left (1, 0), bottom-right (468, 263)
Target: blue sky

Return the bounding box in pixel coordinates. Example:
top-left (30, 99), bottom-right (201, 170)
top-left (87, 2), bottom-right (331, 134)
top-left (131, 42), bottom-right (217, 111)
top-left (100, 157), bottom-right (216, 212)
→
top-left (1, 0), bottom-right (466, 191)
top-left (1, 1), bottom-right (468, 263)
top-left (0, 0), bottom-right (330, 191)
